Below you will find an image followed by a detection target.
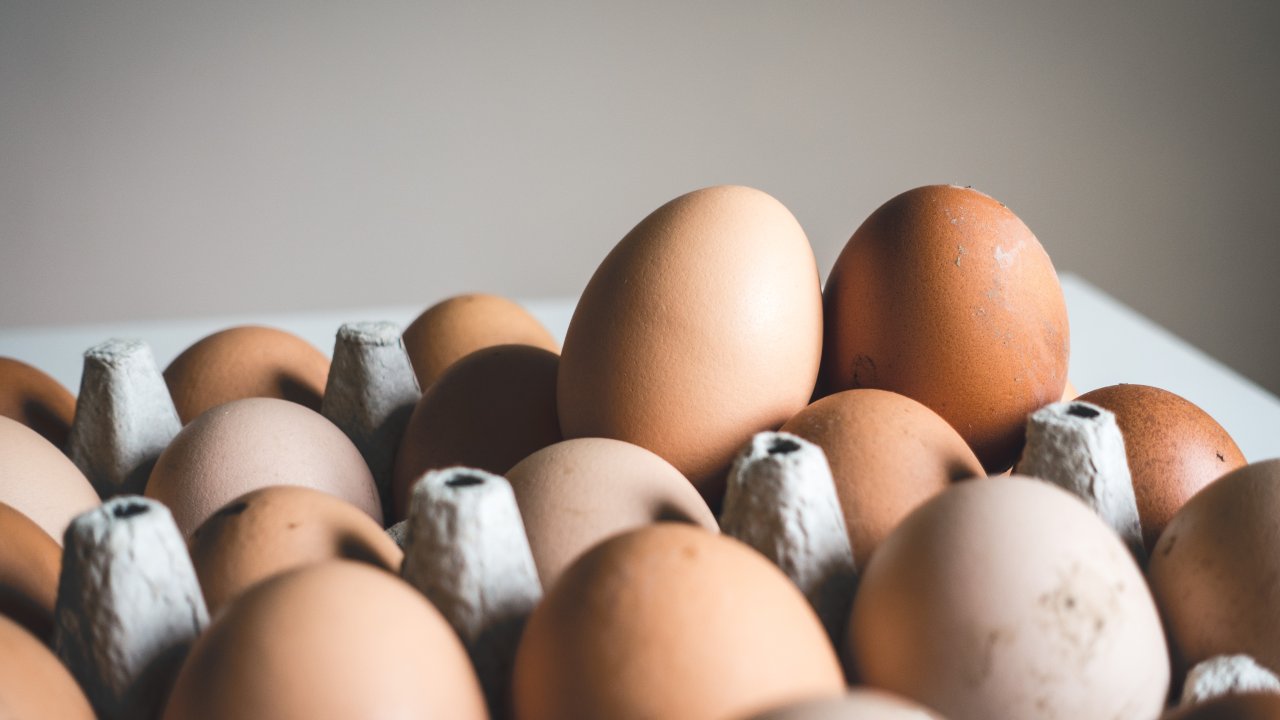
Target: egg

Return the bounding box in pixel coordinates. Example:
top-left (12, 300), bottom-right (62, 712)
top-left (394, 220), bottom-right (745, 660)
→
top-left (0, 357), bottom-right (76, 449)
top-left (779, 389), bottom-right (984, 568)
top-left (161, 561), bottom-right (487, 720)
top-left (391, 344), bottom-right (561, 520)
top-left (402, 293), bottom-right (559, 390)
top-left (512, 523), bottom-right (845, 720)
top-left (0, 614), bottom-right (95, 719)
top-left (505, 437), bottom-right (718, 587)
top-left (849, 476), bottom-right (1168, 720)
top-left (1147, 459), bottom-right (1280, 679)
top-left (558, 185), bottom-right (823, 505)
top-left (748, 688), bottom-right (945, 720)
top-left (0, 502), bottom-right (60, 640)
top-left (0, 416), bottom-right (99, 542)
top-left (1076, 383), bottom-right (1245, 550)
top-left (163, 325), bottom-right (330, 423)
top-left (821, 185), bottom-right (1069, 473)
top-left (1161, 693), bottom-right (1280, 720)
top-left (145, 398), bottom-right (381, 536)
top-left (189, 485), bottom-right (403, 615)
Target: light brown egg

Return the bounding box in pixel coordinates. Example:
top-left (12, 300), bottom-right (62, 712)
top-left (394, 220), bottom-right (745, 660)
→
top-left (161, 561), bottom-right (487, 720)
top-left (505, 437), bottom-right (717, 588)
top-left (1147, 459), bottom-right (1280, 679)
top-left (1061, 379), bottom-right (1078, 402)
top-left (0, 416), bottom-right (99, 543)
top-left (1076, 383), bottom-right (1245, 550)
top-left (163, 325), bottom-right (330, 423)
top-left (512, 523), bottom-right (845, 720)
top-left (145, 398), bottom-right (380, 536)
top-left (0, 614), bottom-right (95, 719)
top-left (748, 688), bottom-right (945, 720)
top-left (849, 476), bottom-right (1168, 720)
top-left (821, 185), bottom-right (1069, 473)
top-left (1161, 693), bottom-right (1280, 720)
top-left (558, 185), bottom-right (824, 506)
top-left (0, 502), bottom-right (60, 640)
top-left (780, 389), bottom-right (984, 568)
top-left (0, 357), bottom-right (75, 449)
top-left (189, 486), bottom-right (403, 615)
top-left (402, 293), bottom-right (559, 390)
top-left (391, 344), bottom-right (561, 520)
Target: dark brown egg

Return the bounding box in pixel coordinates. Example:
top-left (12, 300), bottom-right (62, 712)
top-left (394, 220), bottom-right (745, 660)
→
top-left (0, 416), bottom-right (99, 542)
top-left (0, 614), bottom-right (95, 719)
top-left (163, 325), bottom-right (330, 423)
top-left (0, 502), bottom-right (60, 640)
top-left (0, 357), bottom-right (75, 448)
top-left (189, 486), bottom-right (403, 615)
top-left (1076, 383), bottom-right (1245, 550)
top-left (821, 185), bottom-right (1069, 473)
top-left (391, 344), bottom-right (561, 520)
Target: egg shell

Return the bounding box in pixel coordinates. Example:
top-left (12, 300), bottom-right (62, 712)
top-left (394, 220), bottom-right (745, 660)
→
top-left (402, 293), bottom-right (559, 390)
top-left (821, 185), bottom-right (1069, 473)
top-left (849, 476), bottom-right (1168, 720)
top-left (0, 416), bottom-right (100, 542)
top-left (189, 485), bottom-right (403, 615)
top-left (558, 185), bottom-right (824, 505)
top-left (505, 437), bottom-right (717, 588)
top-left (1076, 383), bottom-right (1246, 550)
top-left (1162, 693), bottom-right (1280, 720)
top-left (0, 502), bottom-right (60, 640)
top-left (163, 325), bottom-right (330, 424)
top-left (145, 398), bottom-right (381, 536)
top-left (0, 614), bottom-right (95, 719)
top-left (391, 344), bottom-right (561, 520)
top-left (161, 560), bottom-right (488, 720)
top-left (747, 688), bottom-right (945, 720)
top-left (0, 357), bottom-right (76, 449)
top-left (779, 389), bottom-right (984, 568)
top-left (512, 523), bottom-right (845, 720)
top-left (1147, 459), bottom-right (1280, 679)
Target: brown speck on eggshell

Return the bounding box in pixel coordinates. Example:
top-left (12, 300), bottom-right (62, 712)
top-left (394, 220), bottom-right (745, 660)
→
top-left (0, 357), bottom-right (76, 449)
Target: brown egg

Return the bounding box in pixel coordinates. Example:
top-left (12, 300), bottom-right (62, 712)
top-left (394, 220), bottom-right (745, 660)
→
top-left (513, 523), bottom-right (845, 720)
top-left (1148, 459), bottom-right (1280, 679)
top-left (1076, 383), bottom-right (1245, 550)
top-left (780, 389), bottom-right (984, 568)
top-left (849, 476), bottom-right (1168, 720)
top-left (748, 688), bottom-right (945, 720)
top-left (146, 398), bottom-right (380, 536)
top-left (0, 357), bottom-right (75, 449)
top-left (558, 185), bottom-right (824, 505)
top-left (821, 185), bottom-right (1069, 473)
top-left (0, 416), bottom-right (99, 542)
top-left (391, 344), bottom-right (560, 520)
top-left (161, 561), bottom-right (487, 720)
top-left (1162, 693), bottom-right (1280, 720)
top-left (163, 325), bottom-right (330, 423)
top-left (505, 437), bottom-right (718, 587)
top-left (0, 614), bottom-right (95, 719)
top-left (189, 486), bottom-right (403, 615)
top-left (0, 502), bottom-right (60, 640)
top-left (402, 293), bottom-right (559, 390)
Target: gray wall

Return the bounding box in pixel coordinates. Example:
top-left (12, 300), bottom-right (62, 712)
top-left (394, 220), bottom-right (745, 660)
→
top-left (3, 1), bottom-right (1278, 393)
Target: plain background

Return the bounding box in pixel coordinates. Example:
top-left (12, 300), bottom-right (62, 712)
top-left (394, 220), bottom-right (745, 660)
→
top-left (2, 1), bottom-right (1278, 394)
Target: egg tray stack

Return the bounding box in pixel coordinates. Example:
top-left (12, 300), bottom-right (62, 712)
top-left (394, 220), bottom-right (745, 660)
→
top-left (1, 183), bottom-right (1278, 720)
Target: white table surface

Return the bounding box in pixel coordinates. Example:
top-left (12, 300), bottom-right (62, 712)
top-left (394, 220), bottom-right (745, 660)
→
top-left (1, 273), bottom-right (1277, 462)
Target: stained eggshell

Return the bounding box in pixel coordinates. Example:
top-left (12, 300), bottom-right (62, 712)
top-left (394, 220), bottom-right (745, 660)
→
top-left (558, 185), bottom-right (823, 505)
top-left (0, 614), bottom-right (95, 719)
top-left (402, 293), bottom-right (559, 390)
top-left (1076, 383), bottom-right (1246, 550)
top-left (748, 688), bottom-right (946, 720)
top-left (161, 561), bottom-right (488, 720)
top-left (0, 357), bottom-right (76, 449)
top-left (0, 502), bottom-right (60, 640)
top-left (779, 389), bottom-right (984, 568)
top-left (163, 325), bottom-right (330, 423)
top-left (512, 523), bottom-right (845, 720)
top-left (505, 437), bottom-right (717, 587)
top-left (391, 344), bottom-right (561, 520)
top-left (1148, 459), bottom-right (1280, 679)
top-left (145, 398), bottom-right (381, 536)
top-left (821, 185), bottom-right (1069, 473)
top-left (849, 476), bottom-right (1168, 720)
top-left (189, 485), bottom-right (403, 615)
top-left (1162, 693), bottom-right (1280, 720)
top-left (0, 416), bottom-right (99, 542)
